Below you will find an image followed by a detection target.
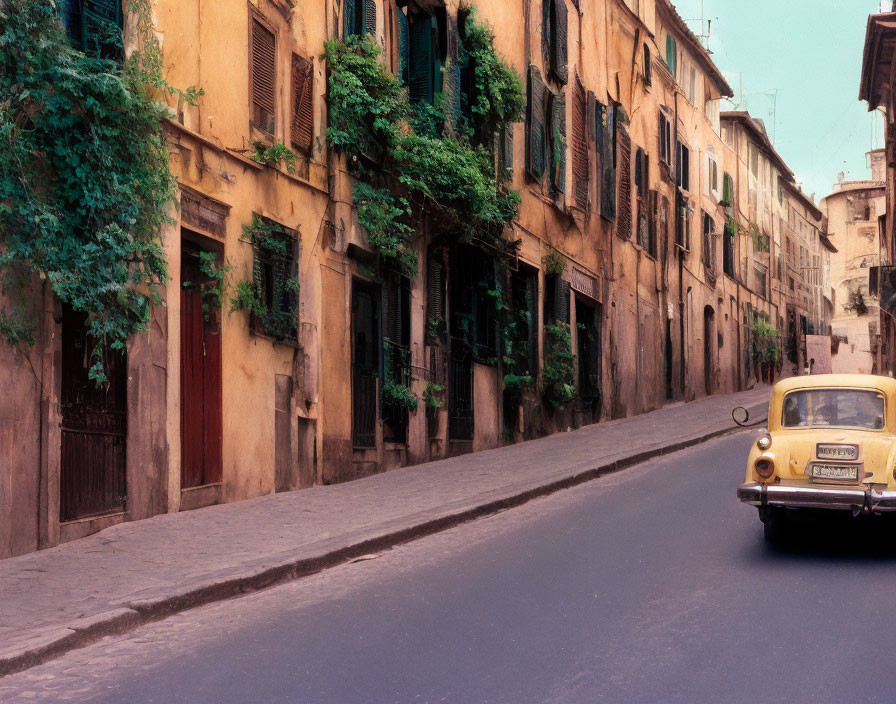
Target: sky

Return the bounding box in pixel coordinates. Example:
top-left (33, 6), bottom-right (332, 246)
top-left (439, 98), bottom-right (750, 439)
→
top-left (672, 0), bottom-right (886, 202)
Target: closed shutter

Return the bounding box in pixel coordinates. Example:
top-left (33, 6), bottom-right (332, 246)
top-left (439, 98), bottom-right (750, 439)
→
top-left (541, 0), bottom-right (552, 77)
top-left (409, 15), bottom-right (435, 104)
top-left (527, 66), bottom-right (547, 181)
top-left (291, 54), bottom-right (314, 155)
top-left (554, 278), bottom-right (571, 324)
top-left (343, 0), bottom-right (356, 38)
top-left (616, 126), bottom-right (632, 239)
top-left (364, 0), bottom-right (377, 36)
top-left (252, 20), bottom-right (276, 132)
top-left (551, 92), bottom-right (566, 193)
top-left (572, 77), bottom-right (588, 208)
top-left (427, 259), bottom-right (445, 323)
top-left (665, 34), bottom-right (677, 77)
top-left (384, 273), bottom-right (402, 344)
top-left (551, 0), bottom-right (568, 85)
top-left (397, 9), bottom-right (409, 82)
top-left (648, 190), bottom-right (658, 256)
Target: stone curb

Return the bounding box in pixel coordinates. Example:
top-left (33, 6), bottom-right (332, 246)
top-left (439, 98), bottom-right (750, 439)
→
top-left (0, 414), bottom-right (764, 679)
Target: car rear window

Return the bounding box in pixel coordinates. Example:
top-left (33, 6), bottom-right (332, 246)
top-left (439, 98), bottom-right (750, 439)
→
top-left (782, 389), bottom-right (885, 430)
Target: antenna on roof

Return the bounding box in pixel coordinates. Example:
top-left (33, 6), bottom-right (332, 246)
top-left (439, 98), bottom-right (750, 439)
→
top-left (684, 0), bottom-right (718, 49)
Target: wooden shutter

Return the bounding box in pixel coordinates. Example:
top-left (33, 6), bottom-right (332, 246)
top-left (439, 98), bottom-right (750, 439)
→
top-left (572, 77), bottom-right (588, 208)
top-left (541, 0), bottom-right (552, 77)
top-left (428, 259), bottom-right (445, 322)
top-left (554, 278), bottom-right (571, 324)
top-left (616, 126), bottom-right (632, 239)
top-left (648, 190), bottom-right (658, 256)
top-left (527, 66), bottom-right (547, 181)
top-left (551, 92), bottom-right (566, 193)
top-left (252, 20), bottom-right (276, 131)
top-left (643, 44), bottom-right (652, 86)
top-left (665, 34), bottom-right (676, 77)
top-left (397, 9), bottom-right (409, 82)
top-left (551, 0), bottom-right (569, 85)
top-left (384, 273), bottom-right (402, 344)
top-left (291, 54), bottom-right (314, 155)
top-left (364, 0), bottom-right (377, 36)
top-left (343, 0), bottom-right (356, 38)
top-left (409, 15), bottom-right (434, 104)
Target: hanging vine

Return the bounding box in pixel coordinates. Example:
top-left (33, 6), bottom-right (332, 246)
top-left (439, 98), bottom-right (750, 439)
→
top-left (0, 0), bottom-right (201, 382)
top-left (324, 9), bottom-right (524, 276)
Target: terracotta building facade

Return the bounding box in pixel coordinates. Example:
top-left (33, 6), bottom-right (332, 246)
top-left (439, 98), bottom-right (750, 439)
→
top-left (0, 0), bottom-right (834, 558)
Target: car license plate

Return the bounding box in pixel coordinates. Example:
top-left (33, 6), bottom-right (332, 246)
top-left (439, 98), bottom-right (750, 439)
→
top-left (817, 444), bottom-right (860, 461)
top-left (810, 463), bottom-right (859, 481)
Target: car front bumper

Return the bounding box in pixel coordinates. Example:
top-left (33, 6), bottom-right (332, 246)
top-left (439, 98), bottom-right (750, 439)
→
top-left (737, 482), bottom-right (896, 513)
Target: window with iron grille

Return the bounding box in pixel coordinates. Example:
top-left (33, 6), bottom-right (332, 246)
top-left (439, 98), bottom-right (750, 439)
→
top-left (450, 246), bottom-right (500, 365)
top-left (63, 0), bottom-right (123, 60)
top-left (401, 7), bottom-right (446, 108)
top-left (382, 269), bottom-right (411, 442)
top-left (251, 18), bottom-right (276, 134)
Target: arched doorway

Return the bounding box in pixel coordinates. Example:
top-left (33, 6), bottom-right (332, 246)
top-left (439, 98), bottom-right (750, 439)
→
top-left (704, 306), bottom-right (715, 396)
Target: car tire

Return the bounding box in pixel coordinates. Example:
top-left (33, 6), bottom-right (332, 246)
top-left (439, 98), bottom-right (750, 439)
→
top-left (762, 507), bottom-right (788, 543)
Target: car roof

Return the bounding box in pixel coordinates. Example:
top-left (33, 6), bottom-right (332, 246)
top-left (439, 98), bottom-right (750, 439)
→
top-left (773, 374), bottom-right (896, 394)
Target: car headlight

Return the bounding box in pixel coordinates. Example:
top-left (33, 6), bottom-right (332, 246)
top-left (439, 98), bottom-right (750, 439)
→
top-left (755, 458), bottom-right (775, 479)
top-left (757, 434), bottom-right (772, 451)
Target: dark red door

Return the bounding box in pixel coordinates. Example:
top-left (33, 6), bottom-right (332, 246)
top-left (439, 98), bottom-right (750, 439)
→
top-left (181, 245), bottom-right (223, 488)
top-left (60, 306), bottom-right (127, 521)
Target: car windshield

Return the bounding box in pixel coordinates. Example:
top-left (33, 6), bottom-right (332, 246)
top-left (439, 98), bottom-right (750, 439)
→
top-left (782, 389), bottom-right (885, 430)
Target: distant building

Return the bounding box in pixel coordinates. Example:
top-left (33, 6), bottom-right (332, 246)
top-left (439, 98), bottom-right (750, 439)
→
top-left (821, 152), bottom-right (886, 374)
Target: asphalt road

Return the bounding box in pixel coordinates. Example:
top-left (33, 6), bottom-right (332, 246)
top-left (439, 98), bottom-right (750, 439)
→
top-left (5, 430), bottom-right (896, 704)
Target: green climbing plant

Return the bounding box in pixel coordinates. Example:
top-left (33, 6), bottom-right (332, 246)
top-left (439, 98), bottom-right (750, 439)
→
top-left (542, 322), bottom-right (576, 408)
top-left (0, 0), bottom-right (201, 382)
top-left (249, 141), bottom-right (299, 174)
top-left (324, 13), bottom-right (524, 275)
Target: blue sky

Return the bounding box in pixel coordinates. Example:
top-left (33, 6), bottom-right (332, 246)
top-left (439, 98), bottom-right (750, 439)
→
top-left (672, 0), bottom-right (885, 201)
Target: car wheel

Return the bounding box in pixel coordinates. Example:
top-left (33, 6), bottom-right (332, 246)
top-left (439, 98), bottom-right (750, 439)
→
top-left (761, 507), bottom-right (789, 543)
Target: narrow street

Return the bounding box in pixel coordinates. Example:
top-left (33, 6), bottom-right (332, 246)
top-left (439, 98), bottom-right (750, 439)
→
top-left (4, 430), bottom-right (896, 704)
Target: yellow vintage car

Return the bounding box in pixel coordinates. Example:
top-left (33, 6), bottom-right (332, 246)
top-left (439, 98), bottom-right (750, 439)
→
top-left (737, 374), bottom-right (896, 541)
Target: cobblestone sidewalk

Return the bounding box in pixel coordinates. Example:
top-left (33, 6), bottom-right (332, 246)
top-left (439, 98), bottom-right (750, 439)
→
top-left (0, 386), bottom-right (770, 677)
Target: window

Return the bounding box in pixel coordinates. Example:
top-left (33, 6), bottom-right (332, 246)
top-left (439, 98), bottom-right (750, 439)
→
top-left (291, 54), bottom-right (314, 156)
top-left (677, 141), bottom-right (690, 191)
top-left (600, 102), bottom-right (617, 222)
top-left (723, 218), bottom-right (735, 277)
top-left (251, 18), bottom-right (276, 134)
top-left (406, 11), bottom-right (444, 106)
top-left (706, 154), bottom-right (718, 196)
top-left (777, 175), bottom-right (783, 205)
top-left (643, 44), bottom-right (652, 86)
top-left (665, 33), bottom-right (677, 78)
top-left (722, 172), bottom-right (734, 206)
top-left (542, 0), bottom-right (569, 85)
top-left (344, 0), bottom-right (377, 40)
top-left (527, 67), bottom-right (566, 194)
top-left (782, 389), bottom-right (885, 430)
top-left (702, 212), bottom-right (715, 270)
top-left (658, 111), bottom-right (672, 167)
top-left (63, 0), bottom-right (123, 59)
top-left (572, 76), bottom-right (589, 208)
top-left (249, 218), bottom-right (299, 341)
top-left (750, 144), bottom-right (759, 177)
top-left (635, 149), bottom-right (649, 249)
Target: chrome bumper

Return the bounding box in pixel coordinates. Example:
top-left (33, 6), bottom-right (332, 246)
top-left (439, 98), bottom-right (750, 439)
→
top-left (737, 482), bottom-right (896, 513)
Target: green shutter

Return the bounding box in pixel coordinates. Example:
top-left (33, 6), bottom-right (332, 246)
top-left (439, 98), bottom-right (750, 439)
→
top-left (551, 92), bottom-right (566, 193)
top-left (409, 15), bottom-right (435, 104)
top-left (551, 0), bottom-right (568, 85)
top-left (344, 0), bottom-right (356, 39)
top-left (527, 66), bottom-right (547, 181)
top-left (665, 35), bottom-right (677, 77)
top-left (397, 10), bottom-right (409, 82)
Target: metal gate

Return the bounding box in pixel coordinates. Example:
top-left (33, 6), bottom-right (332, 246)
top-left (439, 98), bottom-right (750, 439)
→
top-left (448, 354), bottom-right (473, 441)
top-left (60, 306), bottom-right (127, 522)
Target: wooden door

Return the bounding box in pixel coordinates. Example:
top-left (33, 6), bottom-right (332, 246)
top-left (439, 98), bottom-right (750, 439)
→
top-left (60, 306), bottom-right (127, 521)
top-left (181, 245), bottom-right (223, 488)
